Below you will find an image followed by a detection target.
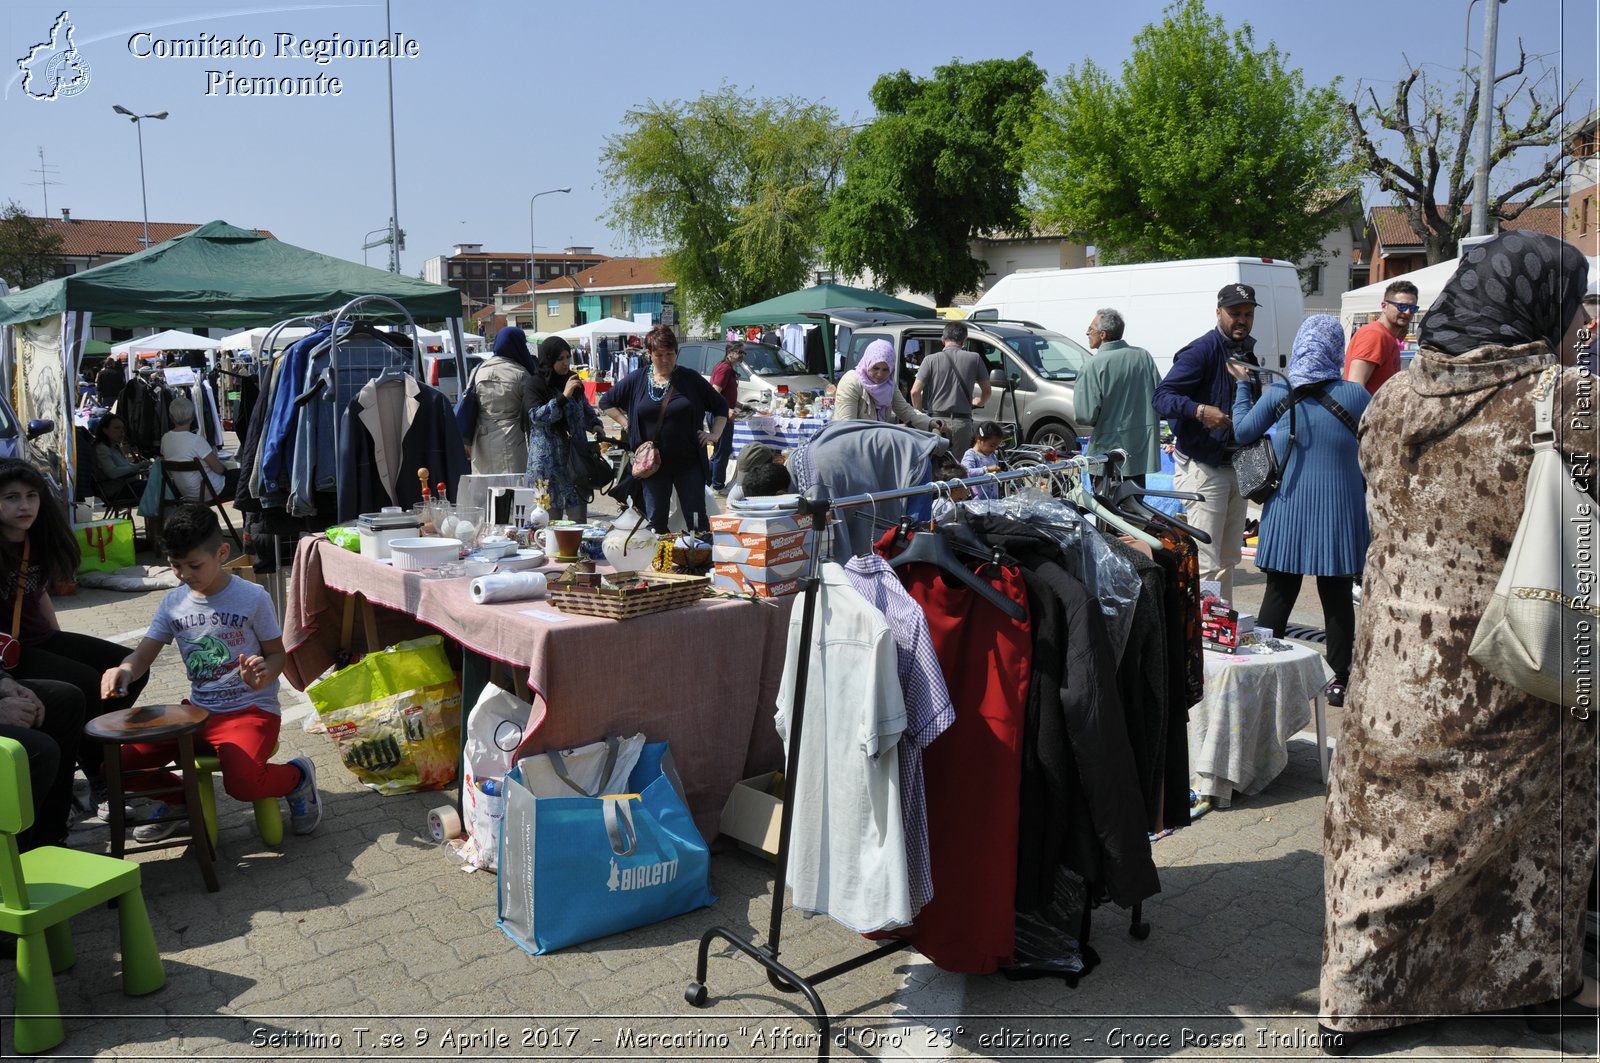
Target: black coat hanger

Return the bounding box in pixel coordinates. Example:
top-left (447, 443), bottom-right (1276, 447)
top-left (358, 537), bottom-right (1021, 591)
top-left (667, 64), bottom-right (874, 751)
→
top-left (889, 523), bottom-right (1025, 620)
top-left (1106, 480), bottom-right (1212, 544)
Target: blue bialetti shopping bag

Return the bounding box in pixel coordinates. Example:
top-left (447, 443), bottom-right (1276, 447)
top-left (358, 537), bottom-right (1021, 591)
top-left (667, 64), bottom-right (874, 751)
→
top-left (496, 740), bottom-right (714, 955)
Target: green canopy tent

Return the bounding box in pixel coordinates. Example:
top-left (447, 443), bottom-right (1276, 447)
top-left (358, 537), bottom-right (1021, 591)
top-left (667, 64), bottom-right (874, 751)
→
top-left (718, 283), bottom-right (931, 379)
top-left (0, 220), bottom-right (467, 498)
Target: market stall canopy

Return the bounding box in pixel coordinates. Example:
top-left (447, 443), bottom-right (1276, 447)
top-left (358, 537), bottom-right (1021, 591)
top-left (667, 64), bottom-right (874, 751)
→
top-left (216, 326), bottom-right (317, 354)
top-left (554, 316), bottom-right (653, 341)
top-left (719, 283), bottom-right (931, 331)
top-left (0, 220), bottom-right (464, 328)
top-left (109, 328), bottom-right (220, 356)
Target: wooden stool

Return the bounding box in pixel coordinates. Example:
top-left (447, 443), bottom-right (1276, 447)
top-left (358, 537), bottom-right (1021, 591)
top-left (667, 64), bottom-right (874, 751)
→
top-left (83, 704), bottom-right (219, 893)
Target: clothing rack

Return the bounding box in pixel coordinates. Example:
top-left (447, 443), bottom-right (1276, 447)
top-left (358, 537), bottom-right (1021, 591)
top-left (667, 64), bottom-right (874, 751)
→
top-left (686, 452), bottom-right (1142, 1059)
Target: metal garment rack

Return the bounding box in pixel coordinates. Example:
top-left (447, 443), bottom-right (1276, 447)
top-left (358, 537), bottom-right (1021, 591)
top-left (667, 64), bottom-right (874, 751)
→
top-left (686, 453), bottom-right (1132, 1059)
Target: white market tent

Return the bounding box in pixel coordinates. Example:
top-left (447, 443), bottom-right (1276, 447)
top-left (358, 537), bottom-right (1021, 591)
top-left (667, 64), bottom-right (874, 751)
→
top-left (1341, 254), bottom-right (1600, 334)
top-left (216, 326), bottom-right (316, 355)
top-left (554, 316), bottom-right (652, 341)
top-left (109, 328), bottom-right (220, 356)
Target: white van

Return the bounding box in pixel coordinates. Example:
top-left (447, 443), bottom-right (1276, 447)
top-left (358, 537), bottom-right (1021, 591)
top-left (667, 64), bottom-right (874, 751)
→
top-left (970, 257), bottom-right (1306, 374)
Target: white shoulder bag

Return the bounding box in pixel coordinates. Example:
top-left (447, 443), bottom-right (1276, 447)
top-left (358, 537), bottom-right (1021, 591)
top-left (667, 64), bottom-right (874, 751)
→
top-left (1468, 366), bottom-right (1597, 716)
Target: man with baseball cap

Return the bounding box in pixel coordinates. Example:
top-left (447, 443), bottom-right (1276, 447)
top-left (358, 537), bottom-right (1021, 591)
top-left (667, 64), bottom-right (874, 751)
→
top-left (1151, 283), bottom-right (1262, 599)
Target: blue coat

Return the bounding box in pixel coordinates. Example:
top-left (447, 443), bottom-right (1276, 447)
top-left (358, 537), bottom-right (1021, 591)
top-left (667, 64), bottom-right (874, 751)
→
top-left (1232, 378), bottom-right (1371, 577)
top-left (1153, 326), bottom-right (1257, 466)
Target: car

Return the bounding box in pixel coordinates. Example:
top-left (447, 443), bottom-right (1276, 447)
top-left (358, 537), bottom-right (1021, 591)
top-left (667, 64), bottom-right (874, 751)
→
top-left (422, 351), bottom-right (485, 402)
top-left (675, 340), bottom-right (830, 409)
top-left (806, 312), bottom-right (1091, 450)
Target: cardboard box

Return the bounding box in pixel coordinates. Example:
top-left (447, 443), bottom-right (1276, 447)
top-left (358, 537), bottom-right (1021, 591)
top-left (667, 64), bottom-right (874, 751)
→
top-left (714, 558), bottom-right (808, 584)
top-left (719, 772), bottom-right (784, 858)
top-left (712, 527), bottom-right (811, 553)
top-left (711, 570), bottom-right (801, 599)
top-left (709, 512), bottom-right (804, 537)
top-left (712, 533), bottom-right (813, 567)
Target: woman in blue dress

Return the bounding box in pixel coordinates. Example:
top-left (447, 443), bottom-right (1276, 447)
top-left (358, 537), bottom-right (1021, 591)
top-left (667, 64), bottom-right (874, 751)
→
top-left (1228, 314), bottom-right (1370, 706)
top-left (525, 335), bottom-right (601, 522)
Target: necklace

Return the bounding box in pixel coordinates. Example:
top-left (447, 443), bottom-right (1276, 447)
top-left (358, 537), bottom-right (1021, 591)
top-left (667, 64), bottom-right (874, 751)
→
top-left (646, 371), bottom-right (671, 401)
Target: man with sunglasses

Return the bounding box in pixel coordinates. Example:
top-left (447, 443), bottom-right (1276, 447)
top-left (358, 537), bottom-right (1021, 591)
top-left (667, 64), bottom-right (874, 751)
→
top-left (1344, 279), bottom-right (1418, 394)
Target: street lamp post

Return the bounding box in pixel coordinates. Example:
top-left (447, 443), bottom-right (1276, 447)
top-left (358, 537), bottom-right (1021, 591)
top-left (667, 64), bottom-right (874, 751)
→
top-left (528, 187), bottom-right (571, 331)
top-left (111, 105), bottom-right (168, 245)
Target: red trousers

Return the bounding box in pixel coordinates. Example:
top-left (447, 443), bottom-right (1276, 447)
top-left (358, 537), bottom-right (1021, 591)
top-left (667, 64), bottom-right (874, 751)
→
top-left (119, 705), bottom-right (299, 804)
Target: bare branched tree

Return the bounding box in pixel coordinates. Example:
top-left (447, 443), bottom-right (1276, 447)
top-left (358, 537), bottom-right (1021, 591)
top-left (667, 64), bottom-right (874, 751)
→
top-left (1347, 42), bottom-right (1576, 262)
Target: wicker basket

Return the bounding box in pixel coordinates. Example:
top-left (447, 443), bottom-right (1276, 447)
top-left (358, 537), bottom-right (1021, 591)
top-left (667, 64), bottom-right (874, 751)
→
top-left (548, 570), bottom-right (710, 620)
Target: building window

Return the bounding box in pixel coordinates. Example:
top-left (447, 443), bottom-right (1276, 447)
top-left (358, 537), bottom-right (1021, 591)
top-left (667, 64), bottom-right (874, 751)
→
top-left (1298, 263), bottom-right (1323, 296)
top-left (449, 264), bottom-right (464, 279)
top-left (547, 299), bottom-right (560, 317)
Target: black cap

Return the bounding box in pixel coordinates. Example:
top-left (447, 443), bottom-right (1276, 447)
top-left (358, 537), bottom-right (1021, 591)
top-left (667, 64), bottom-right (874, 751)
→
top-left (1217, 283), bottom-right (1258, 309)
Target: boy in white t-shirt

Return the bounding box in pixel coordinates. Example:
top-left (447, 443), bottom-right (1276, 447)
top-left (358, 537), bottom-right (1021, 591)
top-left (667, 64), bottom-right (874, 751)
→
top-left (101, 505), bottom-right (321, 841)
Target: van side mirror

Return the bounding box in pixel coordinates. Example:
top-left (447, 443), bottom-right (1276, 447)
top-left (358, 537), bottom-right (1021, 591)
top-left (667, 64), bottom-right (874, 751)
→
top-left (989, 368), bottom-right (1010, 389)
top-left (26, 419), bottom-right (54, 440)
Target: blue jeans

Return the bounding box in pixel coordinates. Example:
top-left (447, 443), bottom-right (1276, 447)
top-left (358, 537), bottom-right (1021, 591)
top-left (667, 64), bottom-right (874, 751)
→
top-left (642, 461), bottom-right (708, 534)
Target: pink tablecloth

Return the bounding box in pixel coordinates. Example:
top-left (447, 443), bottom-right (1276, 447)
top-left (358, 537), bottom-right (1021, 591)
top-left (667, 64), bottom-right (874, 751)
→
top-left (282, 536), bottom-right (791, 839)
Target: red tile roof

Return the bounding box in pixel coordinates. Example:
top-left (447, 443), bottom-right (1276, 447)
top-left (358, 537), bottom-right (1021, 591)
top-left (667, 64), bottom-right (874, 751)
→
top-left (1370, 203), bottom-right (1565, 248)
top-left (537, 256), bottom-right (670, 292)
top-left (41, 217), bottom-right (273, 256)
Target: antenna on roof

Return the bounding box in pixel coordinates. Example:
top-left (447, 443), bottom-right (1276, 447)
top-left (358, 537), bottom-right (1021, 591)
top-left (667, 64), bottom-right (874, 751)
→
top-left (29, 147), bottom-right (60, 218)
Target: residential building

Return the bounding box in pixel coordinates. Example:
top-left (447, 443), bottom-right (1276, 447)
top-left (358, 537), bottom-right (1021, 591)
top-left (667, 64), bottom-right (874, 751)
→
top-left (1300, 189), bottom-right (1367, 315)
top-left (1364, 202), bottom-right (1570, 281)
top-left (421, 244), bottom-right (609, 320)
top-left (507, 257), bottom-right (676, 335)
top-left (1563, 108), bottom-right (1600, 258)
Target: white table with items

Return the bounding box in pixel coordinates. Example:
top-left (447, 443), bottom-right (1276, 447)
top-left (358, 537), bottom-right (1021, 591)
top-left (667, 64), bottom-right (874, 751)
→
top-left (1187, 641), bottom-right (1333, 807)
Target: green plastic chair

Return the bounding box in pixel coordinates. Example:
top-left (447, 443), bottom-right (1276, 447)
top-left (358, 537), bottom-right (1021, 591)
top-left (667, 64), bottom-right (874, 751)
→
top-left (0, 737), bottom-right (165, 1054)
top-left (195, 746), bottom-right (284, 848)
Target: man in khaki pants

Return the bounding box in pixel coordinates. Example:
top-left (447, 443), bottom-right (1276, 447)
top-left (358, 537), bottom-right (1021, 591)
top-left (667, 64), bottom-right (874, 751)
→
top-left (1151, 284), bottom-right (1261, 600)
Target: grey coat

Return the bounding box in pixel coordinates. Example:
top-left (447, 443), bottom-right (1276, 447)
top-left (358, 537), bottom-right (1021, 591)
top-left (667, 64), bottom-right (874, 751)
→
top-left (469, 356), bottom-right (539, 476)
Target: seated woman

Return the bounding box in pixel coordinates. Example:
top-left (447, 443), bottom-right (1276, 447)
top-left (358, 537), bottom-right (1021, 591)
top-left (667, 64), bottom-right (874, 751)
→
top-left (160, 395), bottom-right (237, 501)
top-left (91, 414), bottom-right (150, 501)
top-left (833, 340), bottom-right (943, 432)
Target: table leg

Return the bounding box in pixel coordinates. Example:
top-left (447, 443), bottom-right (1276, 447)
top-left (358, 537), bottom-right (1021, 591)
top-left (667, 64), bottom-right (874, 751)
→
top-left (176, 733), bottom-right (220, 893)
top-left (1314, 694), bottom-right (1329, 784)
top-left (105, 747), bottom-right (126, 861)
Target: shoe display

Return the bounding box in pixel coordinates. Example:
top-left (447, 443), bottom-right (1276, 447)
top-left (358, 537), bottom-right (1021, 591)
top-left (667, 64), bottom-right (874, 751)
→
top-left (131, 801), bottom-right (190, 843)
top-left (286, 756), bottom-right (323, 835)
top-left (1324, 679), bottom-right (1347, 708)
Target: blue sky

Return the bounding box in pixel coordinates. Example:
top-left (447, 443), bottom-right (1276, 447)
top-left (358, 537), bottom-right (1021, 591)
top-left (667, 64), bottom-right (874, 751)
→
top-left (2, 0), bottom-right (1595, 272)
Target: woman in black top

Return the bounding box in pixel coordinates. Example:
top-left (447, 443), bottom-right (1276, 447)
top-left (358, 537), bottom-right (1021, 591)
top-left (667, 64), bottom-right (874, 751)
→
top-left (600, 325), bottom-right (729, 533)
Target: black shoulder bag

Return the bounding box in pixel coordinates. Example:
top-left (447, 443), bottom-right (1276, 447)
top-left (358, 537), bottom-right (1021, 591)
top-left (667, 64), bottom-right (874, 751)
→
top-left (1231, 390), bottom-right (1297, 504)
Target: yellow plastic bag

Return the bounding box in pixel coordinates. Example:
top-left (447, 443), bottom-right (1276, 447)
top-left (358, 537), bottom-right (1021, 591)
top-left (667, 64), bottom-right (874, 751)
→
top-left (307, 635), bottom-right (462, 795)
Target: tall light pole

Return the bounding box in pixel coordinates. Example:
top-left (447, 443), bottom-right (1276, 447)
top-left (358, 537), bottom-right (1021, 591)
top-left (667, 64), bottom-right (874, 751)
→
top-left (111, 105), bottom-right (167, 246)
top-left (383, 0), bottom-right (402, 272)
top-left (1470, 0), bottom-right (1508, 237)
top-left (529, 186), bottom-right (571, 332)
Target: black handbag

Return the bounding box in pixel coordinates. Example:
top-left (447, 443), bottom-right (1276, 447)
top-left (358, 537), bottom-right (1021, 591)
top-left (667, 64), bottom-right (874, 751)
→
top-left (568, 434), bottom-right (615, 499)
top-left (1230, 388), bottom-right (1300, 504)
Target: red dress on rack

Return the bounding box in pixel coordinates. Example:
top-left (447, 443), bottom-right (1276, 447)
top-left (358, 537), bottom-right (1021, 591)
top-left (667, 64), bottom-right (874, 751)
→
top-left (876, 548), bottom-right (1033, 973)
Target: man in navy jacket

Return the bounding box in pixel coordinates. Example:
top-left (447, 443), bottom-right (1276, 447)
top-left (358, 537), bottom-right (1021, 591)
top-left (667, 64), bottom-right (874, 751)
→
top-left (1151, 283), bottom-right (1260, 600)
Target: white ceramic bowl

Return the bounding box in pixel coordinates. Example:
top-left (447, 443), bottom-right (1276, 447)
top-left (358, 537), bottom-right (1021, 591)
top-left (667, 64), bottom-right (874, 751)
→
top-left (477, 536), bottom-right (519, 559)
top-left (388, 536), bottom-right (464, 571)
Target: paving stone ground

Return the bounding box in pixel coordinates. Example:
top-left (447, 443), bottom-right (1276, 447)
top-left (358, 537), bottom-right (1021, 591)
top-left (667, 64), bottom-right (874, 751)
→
top-left (2, 502), bottom-right (1594, 1061)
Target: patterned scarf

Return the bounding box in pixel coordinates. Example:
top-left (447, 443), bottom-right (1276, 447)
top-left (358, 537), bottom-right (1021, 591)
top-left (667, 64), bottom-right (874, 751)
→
top-left (1287, 314), bottom-right (1347, 389)
top-left (1417, 231), bottom-right (1589, 357)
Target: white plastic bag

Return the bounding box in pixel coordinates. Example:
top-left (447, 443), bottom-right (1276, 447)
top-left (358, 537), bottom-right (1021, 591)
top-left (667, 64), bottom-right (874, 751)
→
top-left (460, 682), bottom-right (534, 871)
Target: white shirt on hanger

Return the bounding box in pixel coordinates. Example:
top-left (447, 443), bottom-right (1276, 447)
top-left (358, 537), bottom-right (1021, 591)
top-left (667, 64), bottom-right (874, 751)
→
top-left (775, 562), bottom-right (912, 933)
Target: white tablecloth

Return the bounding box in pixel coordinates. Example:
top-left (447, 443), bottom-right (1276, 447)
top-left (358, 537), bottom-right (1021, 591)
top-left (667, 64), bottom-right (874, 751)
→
top-left (1188, 642), bottom-right (1331, 806)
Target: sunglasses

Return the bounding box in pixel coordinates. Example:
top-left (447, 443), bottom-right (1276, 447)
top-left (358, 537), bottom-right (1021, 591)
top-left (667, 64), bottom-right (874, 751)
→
top-left (1386, 301), bottom-right (1419, 314)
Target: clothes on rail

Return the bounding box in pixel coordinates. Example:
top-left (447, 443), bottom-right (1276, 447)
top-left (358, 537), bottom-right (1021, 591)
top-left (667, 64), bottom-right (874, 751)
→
top-left (335, 373), bottom-right (468, 522)
top-left (776, 477), bottom-right (1203, 977)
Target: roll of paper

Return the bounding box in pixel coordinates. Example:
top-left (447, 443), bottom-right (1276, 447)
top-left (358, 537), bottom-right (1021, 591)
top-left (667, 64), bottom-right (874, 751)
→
top-left (470, 571), bottom-right (547, 604)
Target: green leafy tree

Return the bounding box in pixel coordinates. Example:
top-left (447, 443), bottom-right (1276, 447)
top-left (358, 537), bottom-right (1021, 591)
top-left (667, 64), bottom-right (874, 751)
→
top-left (820, 56), bottom-right (1046, 306)
top-left (0, 201), bottom-right (64, 290)
top-left (1347, 45), bottom-right (1577, 264)
top-left (1025, 0), bottom-right (1353, 267)
top-left (600, 87), bottom-right (847, 325)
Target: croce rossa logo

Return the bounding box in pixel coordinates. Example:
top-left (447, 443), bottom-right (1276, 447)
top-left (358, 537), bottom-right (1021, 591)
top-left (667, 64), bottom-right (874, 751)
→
top-left (18, 10), bottom-right (92, 101)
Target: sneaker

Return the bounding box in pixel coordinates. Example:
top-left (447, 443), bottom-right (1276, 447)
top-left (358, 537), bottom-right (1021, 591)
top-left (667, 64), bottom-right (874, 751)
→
top-left (132, 801), bottom-right (190, 843)
top-left (285, 757), bottom-right (322, 835)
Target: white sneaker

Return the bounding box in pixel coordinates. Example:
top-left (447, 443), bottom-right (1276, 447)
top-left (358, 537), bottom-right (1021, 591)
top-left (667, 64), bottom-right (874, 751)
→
top-left (286, 757), bottom-right (322, 835)
top-left (131, 801), bottom-right (190, 843)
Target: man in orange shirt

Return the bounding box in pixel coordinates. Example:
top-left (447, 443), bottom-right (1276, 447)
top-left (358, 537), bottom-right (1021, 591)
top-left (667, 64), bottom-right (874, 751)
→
top-left (1344, 279), bottom-right (1418, 394)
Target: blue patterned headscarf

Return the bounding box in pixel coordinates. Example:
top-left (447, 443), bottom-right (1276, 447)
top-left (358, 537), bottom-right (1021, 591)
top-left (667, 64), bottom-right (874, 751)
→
top-left (1287, 314), bottom-right (1347, 389)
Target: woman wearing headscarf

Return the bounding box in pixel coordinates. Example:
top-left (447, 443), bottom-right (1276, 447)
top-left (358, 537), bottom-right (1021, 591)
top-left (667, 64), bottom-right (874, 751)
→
top-left (1226, 314), bottom-right (1370, 706)
top-left (1318, 232), bottom-right (1596, 1054)
top-left (833, 339), bottom-right (940, 431)
top-left (525, 335), bottom-right (602, 522)
top-left (468, 326), bottom-right (541, 476)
